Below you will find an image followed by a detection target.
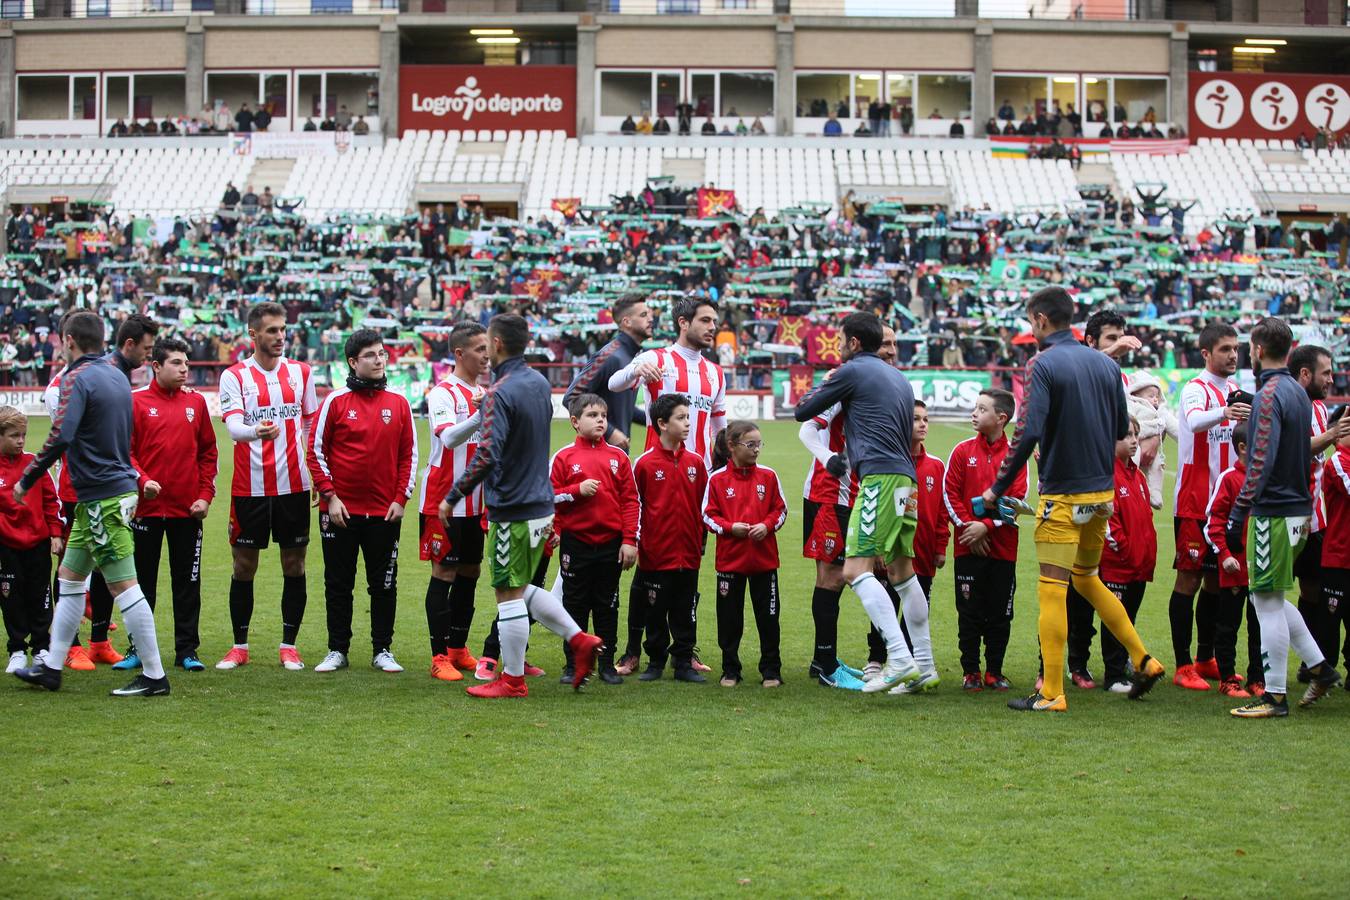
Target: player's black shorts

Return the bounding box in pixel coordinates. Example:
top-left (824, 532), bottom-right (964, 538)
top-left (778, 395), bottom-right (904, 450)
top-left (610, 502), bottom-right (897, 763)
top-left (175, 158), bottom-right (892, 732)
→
top-left (229, 493), bottom-right (311, 550)
top-left (1293, 530), bottom-right (1324, 581)
top-left (419, 514), bottom-right (485, 566)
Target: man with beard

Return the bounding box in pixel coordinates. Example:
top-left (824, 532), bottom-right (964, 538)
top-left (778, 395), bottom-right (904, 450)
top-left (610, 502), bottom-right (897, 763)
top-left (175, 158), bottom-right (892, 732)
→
top-left (608, 297), bottom-right (726, 470)
top-left (1289, 344), bottom-right (1350, 677)
top-left (563, 296), bottom-right (654, 452)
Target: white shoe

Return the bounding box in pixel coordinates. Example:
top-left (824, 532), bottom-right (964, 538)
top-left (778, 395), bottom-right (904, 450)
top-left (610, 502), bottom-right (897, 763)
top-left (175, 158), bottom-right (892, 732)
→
top-left (1106, 680), bottom-right (1132, 694)
top-left (889, 669), bottom-right (941, 695)
top-left (862, 661), bottom-right (883, 682)
top-left (372, 650), bottom-right (404, 673)
top-left (861, 657), bottom-right (920, 693)
top-left (31, 649), bottom-right (47, 669)
top-left (6, 651), bottom-right (26, 674)
top-left (314, 650), bottom-right (348, 673)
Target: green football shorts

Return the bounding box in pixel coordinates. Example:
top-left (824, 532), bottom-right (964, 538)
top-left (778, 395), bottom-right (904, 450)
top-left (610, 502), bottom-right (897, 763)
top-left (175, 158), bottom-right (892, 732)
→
top-left (488, 516), bottom-right (554, 590)
top-left (1247, 514), bottom-right (1309, 594)
top-left (64, 492), bottom-right (139, 582)
top-left (845, 473), bottom-right (918, 564)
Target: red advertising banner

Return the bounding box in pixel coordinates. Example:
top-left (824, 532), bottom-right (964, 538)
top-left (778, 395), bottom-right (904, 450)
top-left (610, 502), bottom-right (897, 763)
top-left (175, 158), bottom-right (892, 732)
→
top-left (399, 65), bottom-right (576, 136)
top-left (1189, 72), bottom-right (1350, 142)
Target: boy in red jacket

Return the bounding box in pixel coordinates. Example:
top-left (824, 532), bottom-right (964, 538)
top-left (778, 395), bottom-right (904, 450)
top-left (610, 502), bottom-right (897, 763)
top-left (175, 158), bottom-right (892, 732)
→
top-left (550, 393), bottom-right (639, 685)
top-left (1318, 410), bottom-right (1350, 691)
top-left (632, 394), bottom-right (708, 682)
top-left (1098, 419), bottom-right (1159, 693)
top-left (943, 388), bottom-right (1026, 691)
top-left (126, 338), bottom-right (218, 671)
top-left (307, 330), bottom-right (417, 675)
top-left (702, 421), bottom-right (788, 687)
top-left (0, 406), bottom-right (63, 673)
top-left (865, 400), bottom-right (949, 680)
top-left (1206, 423), bottom-right (1265, 696)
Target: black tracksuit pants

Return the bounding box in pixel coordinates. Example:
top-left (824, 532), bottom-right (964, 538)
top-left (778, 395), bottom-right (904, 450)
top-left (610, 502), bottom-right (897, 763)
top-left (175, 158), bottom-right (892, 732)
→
top-left (131, 516), bottom-right (203, 662)
top-left (0, 543), bottom-right (52, 654)
top-left (638, 567), bottom-right (699, 671)
top-left (1098, 580), bottom-right (1146, 685)
top-left (559, 534), bottom-right (621, 669)
top-left (716, 570), bottom-right (781, 681)
top-left (954, 556), bottom-right (1015, 676)
top-left (319, 514), bottom-right (399, 655)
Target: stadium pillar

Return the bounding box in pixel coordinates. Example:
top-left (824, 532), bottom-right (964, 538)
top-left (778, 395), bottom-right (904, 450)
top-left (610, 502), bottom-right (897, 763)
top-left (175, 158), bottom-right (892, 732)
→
top-left (577, 20), bottom-right (598, 137)
top-left (185, 18), bottom-right (205, 124)
top-left (775, 17), bottom-right (793, 137)
top-left (972, 23), bottom-right (993, 131)
top-left (1169, 27), bottom-right (1188, 136)
top-left (0, 25), bottom-right (14, 140)
top-left (380, 17), bottom-right (400, 139)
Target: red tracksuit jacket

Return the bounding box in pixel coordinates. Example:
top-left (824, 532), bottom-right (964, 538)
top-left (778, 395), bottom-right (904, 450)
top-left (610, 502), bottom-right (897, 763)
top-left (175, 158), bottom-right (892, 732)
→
top-left (308, 385), bottom-right (417, 516)
top-left (634, 444), bottom-right (708, 571)
top-left (550, 436), bottom-right (639, 546)
top-left (943, 432), bottom-right (1027, 562)
top-left (912, 445), bottom-right (951, 578)
top-left (0, 453), bottom-right (62, 550)
top-left (1320, 448), bottom-right (1350, 569)
top-left (702, 464), bottom-right (788, 575)
top-left (132, 380), bottom-right (218, 519)
top-left (1204, 461), bottom-right (1247, 589)
top-left (1100, 456), bottom-right (1157, 584)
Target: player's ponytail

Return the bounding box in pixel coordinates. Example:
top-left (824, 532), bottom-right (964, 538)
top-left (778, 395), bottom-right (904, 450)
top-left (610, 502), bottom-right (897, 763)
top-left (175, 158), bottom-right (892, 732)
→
top-left (712, 419), bottom-right (756, 471)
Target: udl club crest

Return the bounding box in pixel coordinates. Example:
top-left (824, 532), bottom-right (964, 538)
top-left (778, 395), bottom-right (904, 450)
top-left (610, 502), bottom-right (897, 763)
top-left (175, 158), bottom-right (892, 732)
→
top-left (185, 407), bottom-right (195, 423)
top-left (925, 476), bottom-right (934, 491)
top-left (381, 408), bottom-right (392, 425)
top-left (609, 459), bottom-right (619, 476)
top-left (756, 484), bottom-right (765, 500)
top-left (686, 466), bottom-right (697, 483)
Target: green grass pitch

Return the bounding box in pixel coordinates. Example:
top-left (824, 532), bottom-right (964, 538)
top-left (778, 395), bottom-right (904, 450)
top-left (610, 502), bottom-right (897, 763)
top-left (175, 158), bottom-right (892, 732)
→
top-left (1, 417), bottom-right (1345, 897)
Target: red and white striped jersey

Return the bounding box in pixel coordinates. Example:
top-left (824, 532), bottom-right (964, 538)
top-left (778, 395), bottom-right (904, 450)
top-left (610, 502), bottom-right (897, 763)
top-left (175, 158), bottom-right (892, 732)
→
top-left (801, 403), bottom-right (857, 507)
top-left (1174, 370), bottom-right (1239, 519)
top-left (630, 345), bottom-right (727, 468)
top-left (219, 356), bottom-right (319, 497)
top-left (419, 373), bottom-right (483, 518)
top-left (43, 368), bottom-right (76, 504)
top-left (1310, 398), bottom-right (1329, 533)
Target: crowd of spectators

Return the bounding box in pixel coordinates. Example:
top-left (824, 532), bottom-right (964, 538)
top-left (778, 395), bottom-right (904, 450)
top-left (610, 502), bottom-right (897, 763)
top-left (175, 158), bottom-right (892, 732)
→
top-left (3, 176), bottom-right (1348, 399)
top-left (106, 100), bottom-right (372, 138)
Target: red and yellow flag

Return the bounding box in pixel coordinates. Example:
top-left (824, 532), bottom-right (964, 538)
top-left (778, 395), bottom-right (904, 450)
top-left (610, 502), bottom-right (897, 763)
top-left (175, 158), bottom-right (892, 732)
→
top-left (805, 326), bottom-right (842, 366)
top-left (551, 197), bottom-right (581, 219)
top-left (775, 315), bottom-right (806, 347)
top-left (697, 187), bottom-right (737, 218)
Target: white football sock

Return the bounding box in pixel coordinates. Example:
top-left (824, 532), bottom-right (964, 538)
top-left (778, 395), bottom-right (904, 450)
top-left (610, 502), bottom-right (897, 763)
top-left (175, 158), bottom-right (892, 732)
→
top-left (894, 575), bottom-right (933, 672)
top-left (1251, 591), bottom-right (1289, 695)
top-left (115, 585), bottom-right (165, 680)
top-left (523, 584), bottom-right (581, 641)
top-left (497, 598), bottom-right (529, 677)
top-left (550, 573), bottom-right (564, 597)
top-left (1282, 598), bottom-right (1327, 671)
top-left (44, 578), bottom-right (89, 672)
top-left (852, 573), bottom-right (913, 665)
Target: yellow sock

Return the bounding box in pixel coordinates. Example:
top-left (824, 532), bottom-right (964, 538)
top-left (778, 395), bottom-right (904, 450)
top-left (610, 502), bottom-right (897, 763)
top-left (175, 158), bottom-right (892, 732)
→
top-left (1037, 576), bottom-right (1069, 700)
top-left (1071, 572), bottom-right (1147, 669)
